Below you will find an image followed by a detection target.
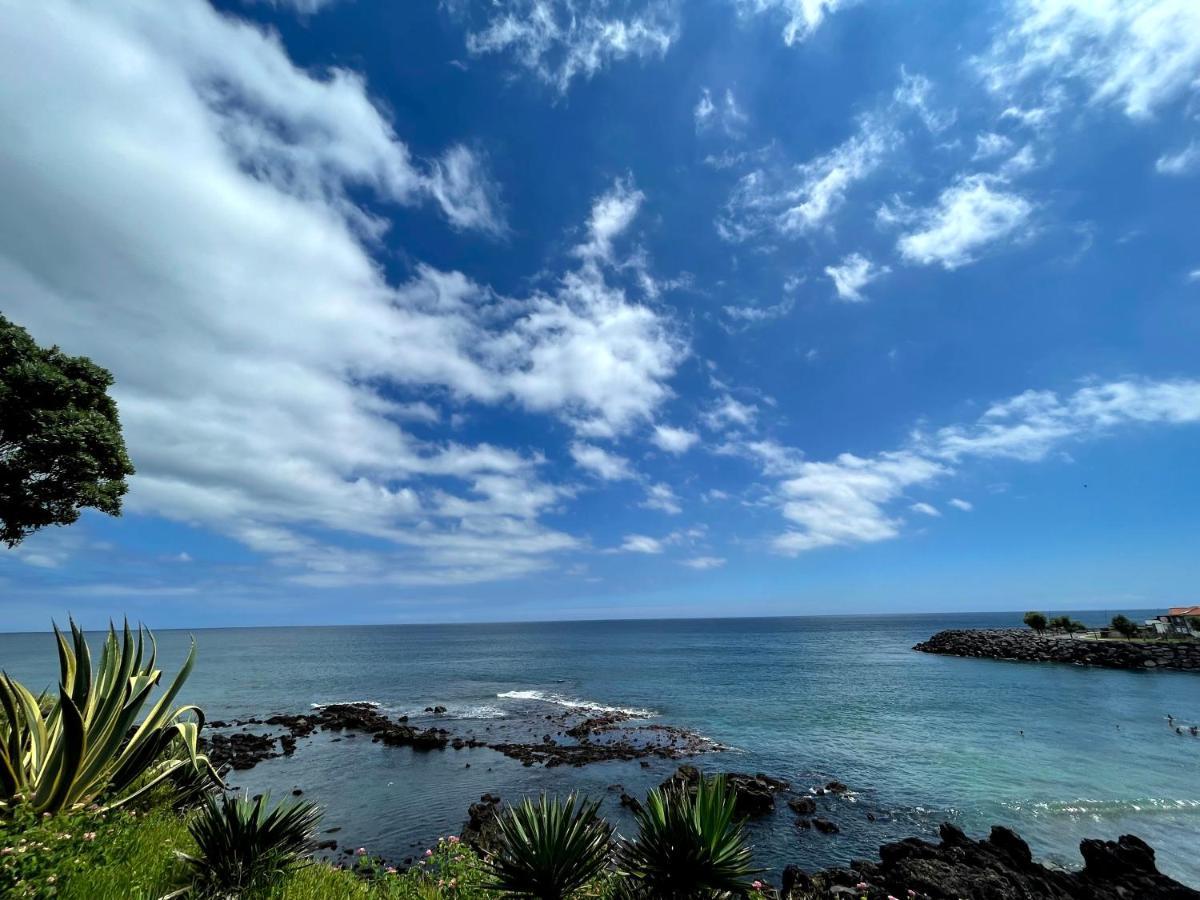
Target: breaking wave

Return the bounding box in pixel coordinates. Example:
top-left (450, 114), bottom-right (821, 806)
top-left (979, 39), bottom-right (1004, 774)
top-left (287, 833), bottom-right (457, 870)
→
top-left (496, 689), bottom-right (657, 718)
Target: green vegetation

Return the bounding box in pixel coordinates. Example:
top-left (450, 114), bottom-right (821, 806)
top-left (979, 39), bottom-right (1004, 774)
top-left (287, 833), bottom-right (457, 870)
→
top-left (485, 794), bottom-right (611, 900)
top-left (1022, 611), bottom-right (1047, 634)
top-left (1, 617), bottom-right (769, 898)
top-left (0, 313), bottom-right (134, 547)
top-left (618, 775), bottom-right (758, 898)
top-left (0, 620), bottom-right (219, 815)
top-left (177, 793), bottom-right (323, 896)
top-left (1109, 615), bottom-right (1138, 639)
top-left (1047, 615), bottom-right (1086, 634)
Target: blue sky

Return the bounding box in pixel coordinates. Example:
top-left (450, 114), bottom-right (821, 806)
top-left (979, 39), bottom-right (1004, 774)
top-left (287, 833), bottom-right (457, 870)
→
top-left (1, 0), bottom-right (1199, 630)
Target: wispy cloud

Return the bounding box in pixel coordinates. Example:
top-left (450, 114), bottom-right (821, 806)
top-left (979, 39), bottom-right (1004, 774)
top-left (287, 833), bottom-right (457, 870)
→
top-left (824, 253), bottom-right (890, 301)
top-left (463, 0), bottom-right (679, 93)
top-left (1156, 141), bottom-right (1200, 176)
top-left (736, 0), bottom-right (860, 46)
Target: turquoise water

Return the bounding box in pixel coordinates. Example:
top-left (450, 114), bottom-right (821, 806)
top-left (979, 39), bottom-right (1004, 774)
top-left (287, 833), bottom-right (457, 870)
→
top-left (2, 611), bottom-right (1198, 885)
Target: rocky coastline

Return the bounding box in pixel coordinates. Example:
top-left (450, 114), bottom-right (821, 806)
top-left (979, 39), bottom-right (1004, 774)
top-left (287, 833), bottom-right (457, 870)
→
top-left (460, 782), bottom-right (1199, 899)
top-left (914, 628), bottom-right (1200, 672)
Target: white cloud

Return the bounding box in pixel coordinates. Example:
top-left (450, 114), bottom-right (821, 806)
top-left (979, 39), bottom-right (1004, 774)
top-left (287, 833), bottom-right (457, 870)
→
top-left (695, 87), bottom-right (749, 136)
top-left (463, 0), bottom-right (678, 93)
top-left (773, 452), bottom-right (946, 554)
top-left (0, 0), bottom-right (686, 587)
top-left (745, 377), bottom-right (1200, 555)
top-left (893, 68), bottom-right (956, 133)
top-left (681, 555), bottom-right (726, 570)
top-left (973, 132), bottom-right (1016, 159)
top-left (895, 175), bottom-right (1034, 269)
top-left (620, 534), bottom-right (664, 554)
top-left (721, 298), bottom-right (795, 327)
top-left (824, 253), bottom-right (890, 302)
top-left (1156, 141), bottom-right (1200, 176)
top-left (719, 114), bottom-right (893, 240)
top-left (641, 482), bottom-right (682, 514)
top-left (569, 442), bottom-right (634, 480)
top-left (703, 395), bottom-right (759, 431)
top-left (574, 178), bottom-right (644, 262)
top-left (737, 0), bottom-right (859, 46)
top-left (926, 379), bottom-right (1200, 462)
top-left (1188, 269), bottom-right (1200, 283)
top-left (982, 0), bottom-right (1200, 119)
top-left (651, 425), bottom-right (700, 454)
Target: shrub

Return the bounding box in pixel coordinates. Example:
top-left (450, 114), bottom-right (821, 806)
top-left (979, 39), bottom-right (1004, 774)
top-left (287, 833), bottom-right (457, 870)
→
top-left (1023, 612), bottom-right (1047, 634)
top-left (485, 794), bottom-right (611, 900)
top-left (176, 792), bottom-right (322, 896)
top-left (0, 619), bottom-right (219, 816)
top-left (1110, 615), bottom-right (1138, 639)
top-left (618, 774), bottom-right (757, 898)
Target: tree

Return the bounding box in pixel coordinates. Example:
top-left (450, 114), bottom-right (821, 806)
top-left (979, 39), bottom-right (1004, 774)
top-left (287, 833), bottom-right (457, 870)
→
top-left (1023, 611), bottom-right (1048, 634)
top-left (1048, 615), bottom-right (1073, 632)
top-left (0, 313), bottom-right (134, 546)
top-left (1110, 614), bottom-right (1138, 639)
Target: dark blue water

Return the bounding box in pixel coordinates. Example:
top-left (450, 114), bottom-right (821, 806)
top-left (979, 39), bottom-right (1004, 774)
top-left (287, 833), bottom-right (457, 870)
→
top-left (3, 612), bottom-right (1198, 885)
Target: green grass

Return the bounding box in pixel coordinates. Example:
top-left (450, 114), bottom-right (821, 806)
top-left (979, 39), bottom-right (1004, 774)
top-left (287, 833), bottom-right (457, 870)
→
top-left (1, 801), bottom-right (622, 899)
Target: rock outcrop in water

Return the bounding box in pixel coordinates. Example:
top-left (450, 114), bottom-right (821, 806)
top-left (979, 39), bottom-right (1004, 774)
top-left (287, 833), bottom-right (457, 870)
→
top-left (915, 628), bottom-right (1200, 672)
top-left (660, 764), bottom-right (790, 817)
top-left (781, 822), bottom-right (1200, 899)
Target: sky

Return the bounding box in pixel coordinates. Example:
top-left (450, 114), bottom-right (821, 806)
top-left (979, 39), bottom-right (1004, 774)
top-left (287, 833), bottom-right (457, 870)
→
top-left (1, 0), bottom-right (1199, 630)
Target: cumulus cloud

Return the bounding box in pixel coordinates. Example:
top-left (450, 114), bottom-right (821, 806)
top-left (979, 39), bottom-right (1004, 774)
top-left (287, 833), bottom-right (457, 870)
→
top-left (463, 0), bottom-right (679, 93)
top-left (651, 425), bottom-right (700, 454)
top-left (974, 132), bottom-right (1016, 159)
top-left (824, 253), bottom-right (890, 301)
top-left (730, 377), bottom-right (1200, 555)
top-left (570, 443), bottom-right (634, 480)
top-left (0, 0), bottom-right (684, 586)
top-left (736, 0), bottom-right (859, 45)
top-left (1156, 142), bottom-right (1200, 176)
top-left (894, 175), bottom-right (1034, 269)
top-left (982, 0), bottom-right (1200, 119)
top-left (641, 482), bottom-right (682, 514)
top-left (703, 395), bottom-right (759, 431)
top-left (620, 534), bottom-right (664, 554)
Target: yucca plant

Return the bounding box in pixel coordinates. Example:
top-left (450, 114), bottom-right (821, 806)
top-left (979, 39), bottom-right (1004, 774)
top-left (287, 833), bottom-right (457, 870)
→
top-left (618, 775), bottom-right (758, 899)
top-left (486, 793), bottom-right (613, 900)
top-left (0, 619), bottom-right (220, 815)
top-left (176, 792), bottom-right (323, 896)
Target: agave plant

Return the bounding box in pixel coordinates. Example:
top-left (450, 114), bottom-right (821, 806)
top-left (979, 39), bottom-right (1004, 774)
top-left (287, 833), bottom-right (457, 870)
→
top-left (486, 793), bottom-right (613, 900)
top-left (176, 792), bottom-right (323, 895)
top-left (618, 775), bottom-right (758, 898)
top-left (0, 619), bottom-right (220, 815)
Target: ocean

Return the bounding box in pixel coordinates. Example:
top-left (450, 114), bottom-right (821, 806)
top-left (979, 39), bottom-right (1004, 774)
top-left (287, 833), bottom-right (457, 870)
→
top-left (2, 611), bottom-right (1198, 886)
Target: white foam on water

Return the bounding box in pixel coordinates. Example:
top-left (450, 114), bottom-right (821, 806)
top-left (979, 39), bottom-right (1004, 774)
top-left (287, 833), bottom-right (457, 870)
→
top-left (1005, 797), bottom-right (1200, 818)
top-left (310, 700), bottom-right (381, 709)
top-left (496, 689), bottom-right (658, 718)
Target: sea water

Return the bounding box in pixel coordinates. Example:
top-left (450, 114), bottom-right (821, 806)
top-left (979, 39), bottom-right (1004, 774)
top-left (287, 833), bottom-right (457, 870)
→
top-left (2, 611), bottom-right (1197, 885)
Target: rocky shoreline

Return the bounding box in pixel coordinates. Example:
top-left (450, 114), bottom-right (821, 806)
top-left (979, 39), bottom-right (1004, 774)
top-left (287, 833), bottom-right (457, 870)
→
top-left (200, 701), bottom-right (721, 773)
top-left (779, 822), bottom-right (1199, 899)
top-left (914, 628), bottom-right (1200, 672)
top-left (460, 778), bottom-right (1198, 899)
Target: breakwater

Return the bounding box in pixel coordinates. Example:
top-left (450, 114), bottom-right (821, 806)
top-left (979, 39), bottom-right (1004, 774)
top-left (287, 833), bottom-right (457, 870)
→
top-left (914, 628), bottom-right (1200, 672)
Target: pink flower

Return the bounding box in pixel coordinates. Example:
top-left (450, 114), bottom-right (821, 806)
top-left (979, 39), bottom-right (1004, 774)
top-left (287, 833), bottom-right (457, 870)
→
top-left (83, 832), bottom-right (97, 842)
top-left (356, 847), bottom-right (367, 856)
top-left (385, 866), bottom-right (397, 874)
top-left (752, 880), bottom-right (763, 892)
top-left (447, 835), bottom-right (461, 844)
top-left (908, 892), bottom-right (917, 898)
top-left (425, 848), bottom-right (434, 857)
top-left (856, 883), bottom-right (869, 890)
top-left (1, 848), bottom-right (14, 856)
top-left (888, 895), bottom-right (900, 900)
